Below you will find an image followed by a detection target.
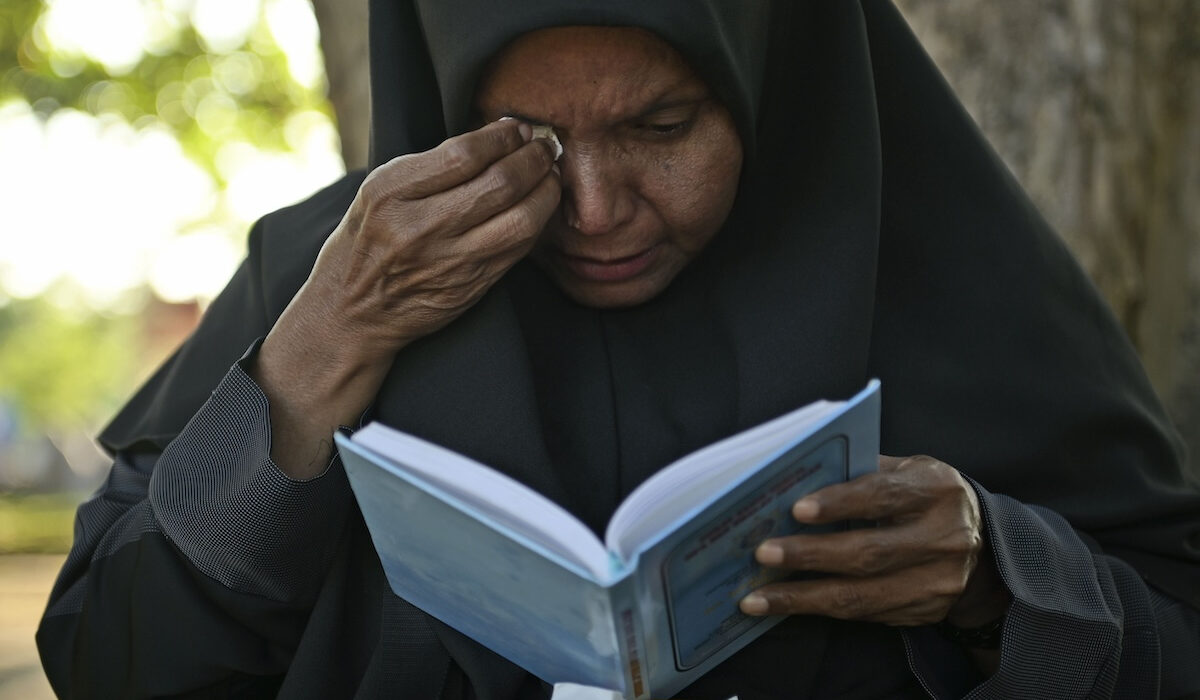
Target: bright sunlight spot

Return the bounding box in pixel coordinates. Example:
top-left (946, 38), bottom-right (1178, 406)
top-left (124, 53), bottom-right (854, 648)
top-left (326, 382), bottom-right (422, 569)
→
top-left (0, 1), bottom-right (344, 311)
top-left (39, 0), bottom-right (150, 75)
top-left (265, 0), bottom-right (325, 89)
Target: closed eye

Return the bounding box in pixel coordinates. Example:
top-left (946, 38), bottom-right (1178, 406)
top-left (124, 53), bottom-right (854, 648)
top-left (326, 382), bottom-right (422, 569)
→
top-left (646, 121), bottom-right (689, 134)
top-left (634, 117), bottom-right (696, 140)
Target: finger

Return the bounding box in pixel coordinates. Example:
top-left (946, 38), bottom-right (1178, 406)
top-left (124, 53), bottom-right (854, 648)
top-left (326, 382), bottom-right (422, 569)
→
top-left (426, 138), bottom-right (559, 238)
top-left (790, 457), bottom-right (953, 524)
top-left (407, 173), bottom-right (561, 314)
top-left (450, 166), bottom-right (561, 262)
top-left (755, 522), bottom-right (938, 577)
top-left (739, 566), bottom-right (961, 625)
top-left (790, 471), bottom-right (924, 524)
top-left (370, 119), bottom-right (533, 200)
top-left (877, 454), bottom-right (907, 472)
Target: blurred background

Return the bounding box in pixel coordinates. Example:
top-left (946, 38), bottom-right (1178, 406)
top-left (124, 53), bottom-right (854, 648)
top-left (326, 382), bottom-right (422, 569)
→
top-left (0, 1), bottom-right (1196, 697)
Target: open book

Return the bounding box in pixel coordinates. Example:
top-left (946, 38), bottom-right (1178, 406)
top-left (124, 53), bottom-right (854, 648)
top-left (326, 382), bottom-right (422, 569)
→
top-left (337, 380), bottom-right (880, 699)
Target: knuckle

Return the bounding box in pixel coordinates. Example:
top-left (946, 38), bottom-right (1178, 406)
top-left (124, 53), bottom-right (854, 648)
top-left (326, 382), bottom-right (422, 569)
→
top-left (919, 456), bottom-right (966, 492)
top-left (873, 472), bottom-right (907, 511)
top-left (770, 587), bottom-right (805, 615)
top-left (932, 518), bottom-right (982, 559)
top-left (751, 583), bottom-right (807, 616)
top-left (489, 168), bottom-right (525, 205)
top-left (831, 585), bottom-right (868, 618)
top-left (500, 203), bottom-right (540, 244)
top-left (360, 169), bottom-right (391, 203)
top-left (368, 153), bottom-right (424, 195)
top-left (440, 141), bottom-right (472, 173)
top-left (855, 540), bottom-right (894, 575)
top-left (458, 267), bottom-right (493, 300)
top-left (937, 466), bottom-right (966, 491)
top-left (410, 199), bottom-right (455, 237)
top-left (947, 525), bottom-right (982, 557)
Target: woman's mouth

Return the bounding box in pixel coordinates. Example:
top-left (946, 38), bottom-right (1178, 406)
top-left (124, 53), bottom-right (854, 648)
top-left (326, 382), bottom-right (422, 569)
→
top-left (560, 245), bottom-right (659, 283)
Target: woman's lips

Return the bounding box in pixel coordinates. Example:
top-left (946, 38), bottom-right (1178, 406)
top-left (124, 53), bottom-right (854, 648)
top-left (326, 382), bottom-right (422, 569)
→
top-left (561, 245), bottom-right (659, 283)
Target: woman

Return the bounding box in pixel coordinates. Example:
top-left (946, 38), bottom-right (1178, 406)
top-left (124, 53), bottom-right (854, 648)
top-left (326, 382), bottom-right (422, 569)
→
top-left (39, 1), bottom-right (1200, 698)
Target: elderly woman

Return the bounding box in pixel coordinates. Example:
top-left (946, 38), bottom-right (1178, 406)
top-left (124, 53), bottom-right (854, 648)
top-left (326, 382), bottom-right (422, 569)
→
top-left (38, 1), bottom-right (1200, 698)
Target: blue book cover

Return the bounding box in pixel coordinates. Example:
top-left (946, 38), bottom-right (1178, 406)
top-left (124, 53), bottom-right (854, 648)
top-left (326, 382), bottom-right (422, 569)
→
top-left (338, 380), bottom-right (880, 699)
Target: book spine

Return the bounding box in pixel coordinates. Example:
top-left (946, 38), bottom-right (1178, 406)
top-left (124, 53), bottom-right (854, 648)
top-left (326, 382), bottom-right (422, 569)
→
top-left (609, 573), bottom-right (649, 700)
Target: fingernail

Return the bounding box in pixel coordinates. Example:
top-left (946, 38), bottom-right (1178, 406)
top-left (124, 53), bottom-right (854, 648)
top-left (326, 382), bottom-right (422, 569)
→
top-left (530, 124), bottom-right (563, 160)
top-left (756, 542), bottom-right (784, 566)
top-left (551, 163), bottom-right (561, 178)
top-left (499, 117), bottom-right (533, 141)
top-left (740, 594), bottom-right (768, 615)
top-left (793, 498), bottom-right (819, 521)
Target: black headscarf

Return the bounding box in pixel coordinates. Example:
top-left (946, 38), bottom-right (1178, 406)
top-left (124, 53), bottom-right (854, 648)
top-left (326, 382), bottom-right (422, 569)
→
top-left (100, 0), bottom-right (1198, 674)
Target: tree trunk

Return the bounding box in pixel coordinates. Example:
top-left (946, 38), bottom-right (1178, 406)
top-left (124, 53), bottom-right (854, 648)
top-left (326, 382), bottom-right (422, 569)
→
top-left (894, 0), bottom-right (1200, 461)
top-left (310, 0), bottom-right (370, 171)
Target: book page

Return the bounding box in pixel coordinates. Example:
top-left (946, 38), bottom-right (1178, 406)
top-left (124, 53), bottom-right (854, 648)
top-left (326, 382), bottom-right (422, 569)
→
top-left (342, 436), bottom-right (631, 690)
top-left (353, 424), bottom-right (613, 580)
top-left (604, 399), bottom-right (838, 560)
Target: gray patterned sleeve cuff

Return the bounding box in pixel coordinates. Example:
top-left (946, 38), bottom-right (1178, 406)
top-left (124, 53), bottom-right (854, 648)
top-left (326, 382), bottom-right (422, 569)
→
top-left (148, 341), bottom-right (353, 603)
top-left (903, 478), bottom-right (1177, 699)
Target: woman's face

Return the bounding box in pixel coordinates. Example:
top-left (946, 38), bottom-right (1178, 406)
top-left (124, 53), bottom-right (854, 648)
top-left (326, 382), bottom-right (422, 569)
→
top-left (475, 26), bottom-right (744, 308)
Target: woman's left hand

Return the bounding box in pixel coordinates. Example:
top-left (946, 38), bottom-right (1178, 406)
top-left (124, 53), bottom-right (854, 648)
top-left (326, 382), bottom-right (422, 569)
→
top-left (739, 455), bottom-right (1010, 627)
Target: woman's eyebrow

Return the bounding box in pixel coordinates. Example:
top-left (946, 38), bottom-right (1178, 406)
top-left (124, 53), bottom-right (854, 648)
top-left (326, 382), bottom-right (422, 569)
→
top-left (500, 110), bottom-right (544, 125)
top-left (497, 94), bottom-right (708, 128)
top-left (630, 95), bottom-right (709, 120)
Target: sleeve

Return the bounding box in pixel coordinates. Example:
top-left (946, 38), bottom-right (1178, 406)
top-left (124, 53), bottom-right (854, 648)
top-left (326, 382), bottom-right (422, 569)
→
top-left (36, 343), bottom-right (354, 699)
top-left (902, 484), bottom-right (1200, 700)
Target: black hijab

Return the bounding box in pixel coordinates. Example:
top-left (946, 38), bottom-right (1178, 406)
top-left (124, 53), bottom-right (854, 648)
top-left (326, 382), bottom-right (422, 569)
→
top-left (99, 0), bottom-right (1198, 673)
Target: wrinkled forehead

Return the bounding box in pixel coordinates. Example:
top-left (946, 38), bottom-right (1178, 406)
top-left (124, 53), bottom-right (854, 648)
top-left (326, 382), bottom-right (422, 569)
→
top-left (475, 26), bottom-right (705, 126)
top-left (412, 0), bottom-right (770, 148)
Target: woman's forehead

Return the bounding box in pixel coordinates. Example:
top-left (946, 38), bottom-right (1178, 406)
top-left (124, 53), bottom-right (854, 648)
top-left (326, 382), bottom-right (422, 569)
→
top-left (475, 26), bottom-right (708, 128)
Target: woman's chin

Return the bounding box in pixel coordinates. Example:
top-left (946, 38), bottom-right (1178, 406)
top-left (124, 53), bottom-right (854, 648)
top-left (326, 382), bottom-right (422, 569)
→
top-left (540, 268), bottom-right (672, 309)
top-left (533, 244), bottom-right (690, 308)
top-left (557, 278), bottom-right (665, 309)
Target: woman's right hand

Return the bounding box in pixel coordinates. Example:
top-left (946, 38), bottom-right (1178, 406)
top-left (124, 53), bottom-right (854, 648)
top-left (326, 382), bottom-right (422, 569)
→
top-left (309, 118), bottom-right (562, 357)
top-left (253, 119), bottom-right (562, 478)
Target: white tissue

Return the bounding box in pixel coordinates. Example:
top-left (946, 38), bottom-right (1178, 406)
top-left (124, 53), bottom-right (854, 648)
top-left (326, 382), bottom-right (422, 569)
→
top-left (531, 124), bottom-right (564, 161)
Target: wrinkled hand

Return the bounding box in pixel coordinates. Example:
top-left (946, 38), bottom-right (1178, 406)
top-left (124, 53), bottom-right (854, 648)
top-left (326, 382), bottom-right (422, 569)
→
top-left (305, 118), bottom-right (561, 359)
top-left (739, 455), bottom-right (1009, 627)
top-left (253, 119), bottom-right (560, 478)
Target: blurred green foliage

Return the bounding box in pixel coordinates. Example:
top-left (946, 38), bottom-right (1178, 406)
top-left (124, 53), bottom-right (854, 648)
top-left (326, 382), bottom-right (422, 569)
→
top-left (0, 0), bottom-right (330, 184)
top-left (0, 295), bottom-right (142, 434)
top-left (0, 0), bottom-right (332, 450)
top-left (0, 492), bottom-right (79, 553)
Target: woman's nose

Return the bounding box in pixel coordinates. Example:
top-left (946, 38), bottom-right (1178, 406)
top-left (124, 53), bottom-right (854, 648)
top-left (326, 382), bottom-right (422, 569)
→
top-left (559, 149), bottom-right (635, 236)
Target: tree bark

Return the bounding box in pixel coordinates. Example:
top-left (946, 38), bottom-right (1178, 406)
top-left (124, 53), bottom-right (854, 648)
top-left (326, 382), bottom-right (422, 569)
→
top-left (894, 0), bottom-right (1200, 462)
top-left (310, 0), bottom-right (370, 171)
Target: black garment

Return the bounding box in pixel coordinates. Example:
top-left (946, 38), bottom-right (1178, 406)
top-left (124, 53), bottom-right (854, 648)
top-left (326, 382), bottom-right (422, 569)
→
top-left (39, 0), bottom-right (1200, 698)
top-left (36, 326), bottom-right (1200, 698)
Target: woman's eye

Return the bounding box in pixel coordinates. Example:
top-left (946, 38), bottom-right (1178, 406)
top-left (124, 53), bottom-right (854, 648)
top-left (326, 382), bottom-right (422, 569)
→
top-left (638, 119), bottom-right (693, 138)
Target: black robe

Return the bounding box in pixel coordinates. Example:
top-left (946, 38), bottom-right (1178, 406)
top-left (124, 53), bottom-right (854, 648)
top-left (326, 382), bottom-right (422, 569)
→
top-left (38, 1), bottom-right (1200, 697)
